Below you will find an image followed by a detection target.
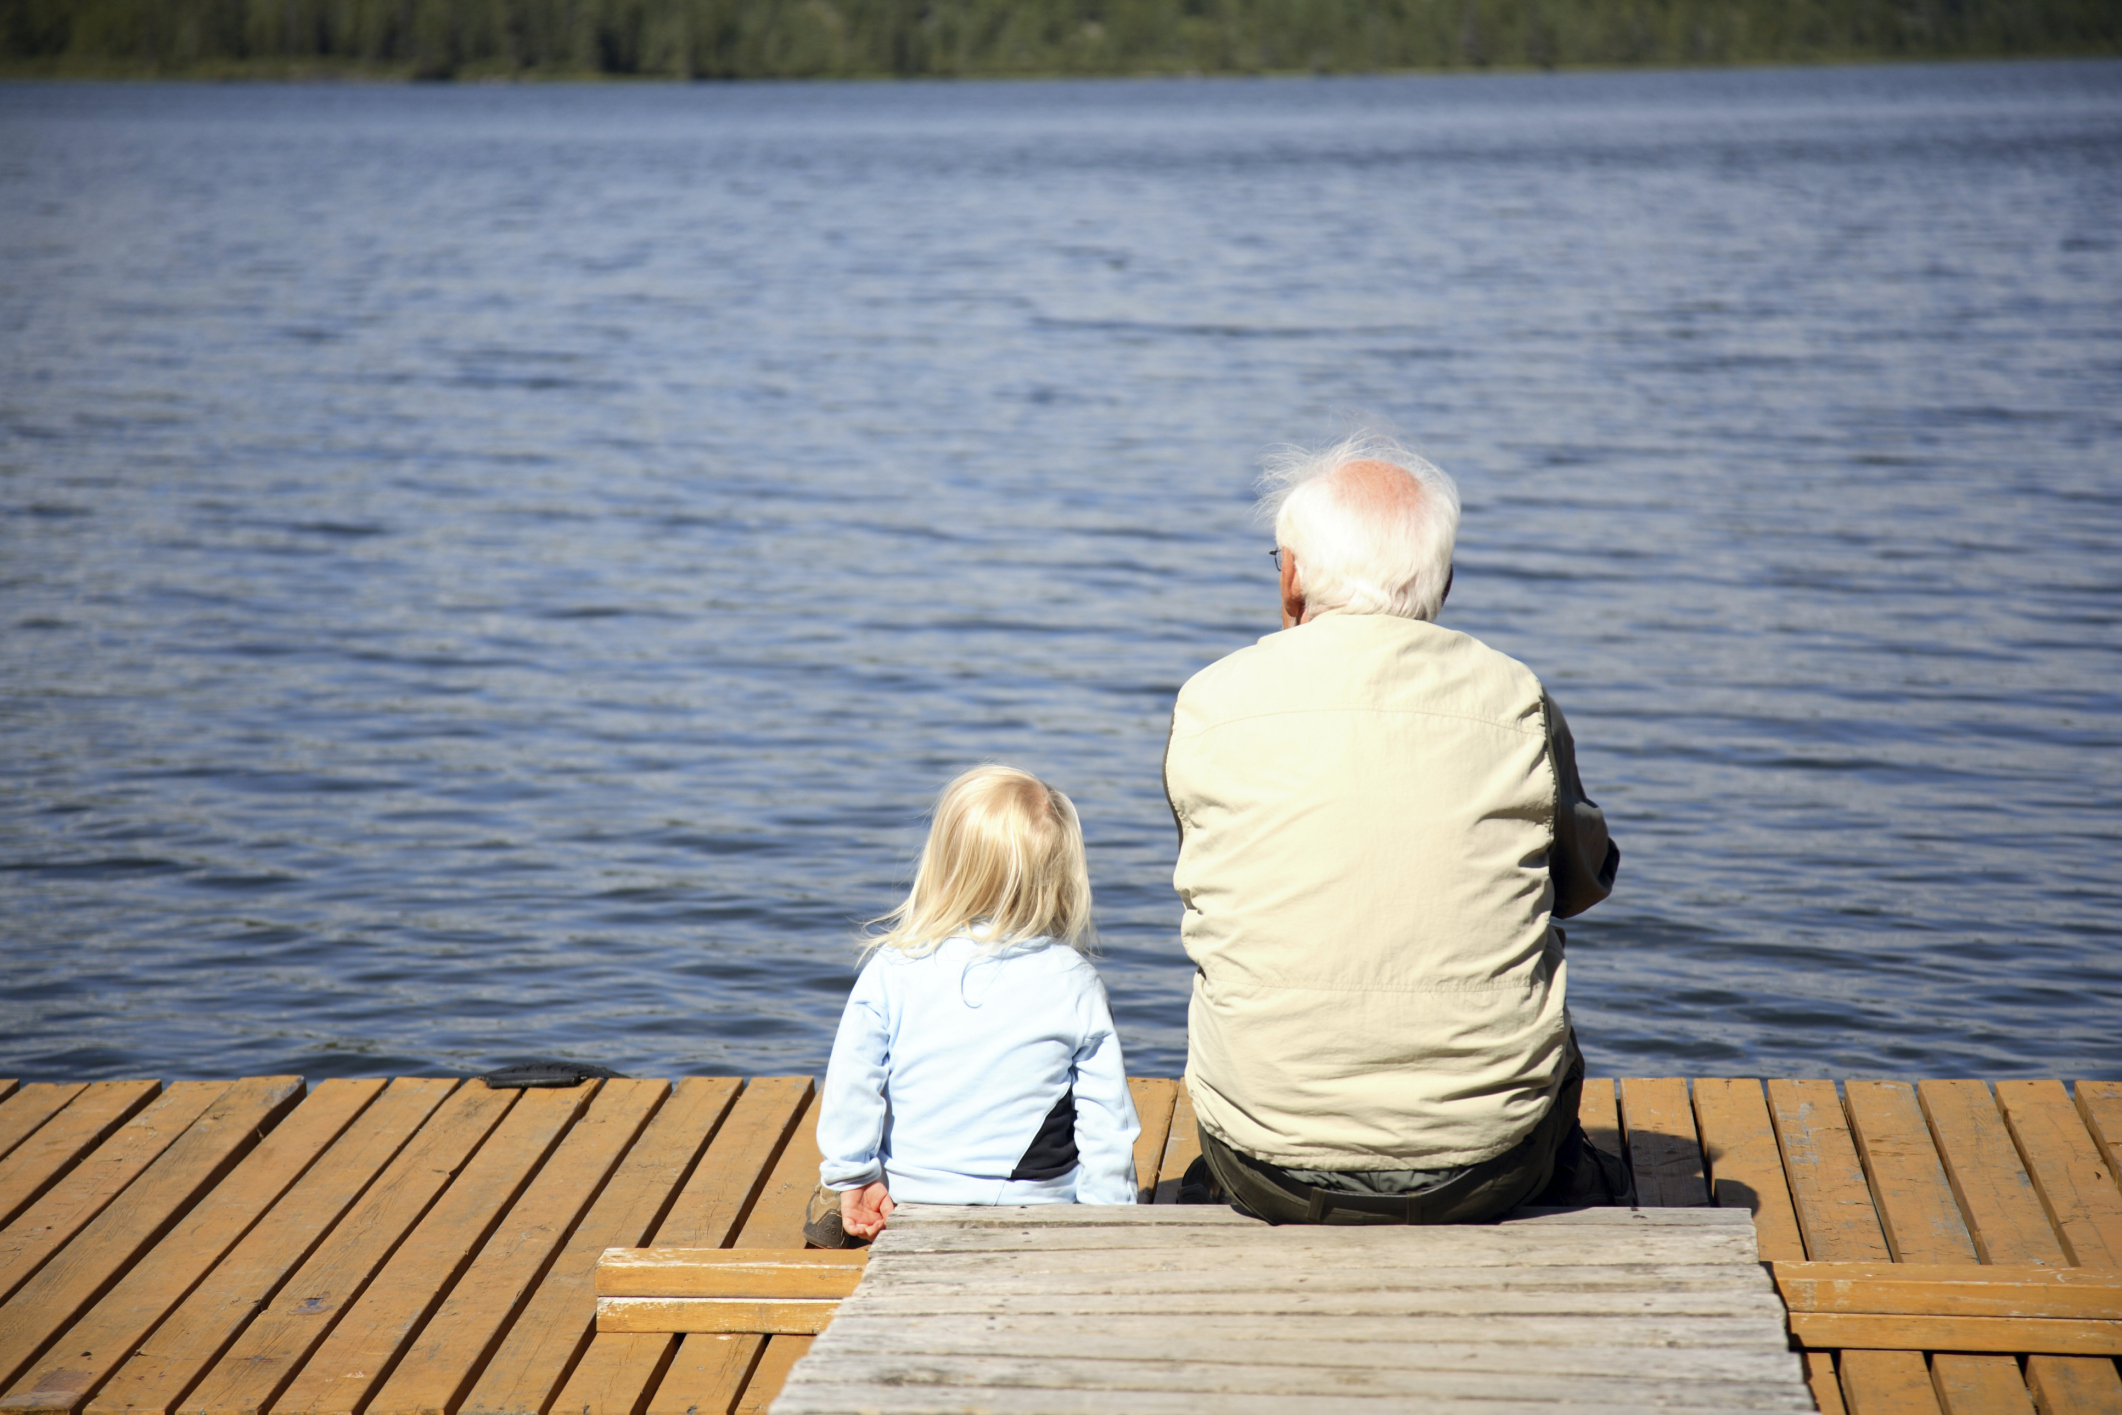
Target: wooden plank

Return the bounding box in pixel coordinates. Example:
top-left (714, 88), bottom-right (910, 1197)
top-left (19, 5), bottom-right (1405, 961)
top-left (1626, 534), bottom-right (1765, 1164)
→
top-left (1998, 1081), bottom-right (2122, 1269)
top-left (1773, 1263), bottom-right (2122, 1317)
top-left (544, 1333), bottom-right (672, 1415)
top-left (0, 1083), bottom-right (228, 1305)
top-left (453, 1078), bottom-right (740, 1415)
top-left (0, 1083), bottom-right (162, 1230)
top-left (775, 1350), bottom-right (1817, 1409)
top-left (640, 1335), bottom-right (760, 1415)
top-left (1695, 1078), bottom-right (1806, 1261)
top-left (1769, 1079), bottom-right (1892, 1262)
top-left (82, 1077), bottom-right (456, 1415)
top-left (1149, 1086), bottom-right (1198, 1206)
top-left (1790, 1313), bottom-right (2121, 1355)
top-left (810, 1317), bottom-right (1810, 1381)
top-left (368, 1078), bottom-right (669, 1415)
top-left (773, 1386), bottom-right (1809, 1415)
top-left (864, 1250), bottom-right (1773, 1290)
top-left (0, 1086), bottom-right (87, 1167)
top-left (0, 1080), bottom-right (382, 1415)
top-left (829, 1280), bottom-right (1786, 1317)
top-left (1931, 1355), bottom-right (2039, 1415)
top-left (596, 1298), bottom-right (839, 1335)
top-left (656, 1080), bottom-right (811, 1248)
top-left (270, 1084), bottom-right (596, 1415)
top-left (173, 1080), bottom-right (515, 1415)
top-left (685, 1100), bottom-right (825, 1415)
top-left (0, 1077), bottom-right (304, 1392)
top-left (729, 1092), bottom-right (819, 1251)
top-left (2075, 1083), bottom-right (2122, 1185)
top-left (1620, 1077), bottom-right (1708, 1207)
top-left (550, 1081), bottom-right (810, 1415)
top-left (1846, 1080), bottom-right (2034, 1412)
top-left (1807, 1352), bottom-right (1849, 1415)
top-left (883, 1201), bottom-right (1744, 1228)
top-left (1846, 1080), bottom-right (1978, 1264)
top-left (1915, 1083), bottom-right (2116, 1412)
top-left (2024, 1354), bottom-right (2122, 1415)
top-left (596, 1250), bottom-right (867, 1299)
top-left (871, 1222), bottom-right (1762, 1262)
top-left (1921, 1080), bottom-right (2068, 1267)
top-left (1840, 1350), bottom-right (1961, 1415)
top-left (1124, 1079), bottom-right (1176, 1206)
top-left (1579, 1077), bottom-right (1622, 1159)
top-left (729, 1336), bottom-right (808, 1415)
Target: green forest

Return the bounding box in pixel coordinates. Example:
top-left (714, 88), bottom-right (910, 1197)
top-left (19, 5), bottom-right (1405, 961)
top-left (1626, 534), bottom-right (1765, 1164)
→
top-left (2, 0), bottom-right (2115, 78)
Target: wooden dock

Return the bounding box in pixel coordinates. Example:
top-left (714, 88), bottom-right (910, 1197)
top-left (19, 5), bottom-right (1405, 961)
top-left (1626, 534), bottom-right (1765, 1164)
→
top-left (0, 1074), bottom-right (2115, 1415)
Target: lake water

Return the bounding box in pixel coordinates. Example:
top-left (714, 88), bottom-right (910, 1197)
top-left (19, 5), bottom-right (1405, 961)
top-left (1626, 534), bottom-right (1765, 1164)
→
top-left (3, 62), bottom-right (2118, 1086)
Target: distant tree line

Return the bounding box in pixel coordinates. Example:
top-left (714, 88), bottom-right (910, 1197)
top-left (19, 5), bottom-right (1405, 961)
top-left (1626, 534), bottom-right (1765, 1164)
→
top-left (3, 0), bottom-right (2115, 78)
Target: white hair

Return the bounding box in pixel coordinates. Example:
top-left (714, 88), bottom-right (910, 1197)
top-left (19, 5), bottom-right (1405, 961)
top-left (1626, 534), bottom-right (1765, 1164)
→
top-left (1257, 433), bottom-right (1461, 622)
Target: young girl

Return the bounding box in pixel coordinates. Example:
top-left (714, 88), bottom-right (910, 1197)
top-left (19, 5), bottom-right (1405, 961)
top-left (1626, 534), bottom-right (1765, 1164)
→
top-left (810, 765), bottom-right (1139, 1245)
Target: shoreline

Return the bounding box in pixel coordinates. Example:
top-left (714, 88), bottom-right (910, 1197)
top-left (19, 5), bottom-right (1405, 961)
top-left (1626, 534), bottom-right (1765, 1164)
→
top-left (3, 48), bottom-right (2115, 85)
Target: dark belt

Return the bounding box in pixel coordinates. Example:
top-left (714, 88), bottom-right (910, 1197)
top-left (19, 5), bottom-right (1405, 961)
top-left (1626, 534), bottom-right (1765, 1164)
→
top-left (1300, 1177), bottom-right (1459, 1224)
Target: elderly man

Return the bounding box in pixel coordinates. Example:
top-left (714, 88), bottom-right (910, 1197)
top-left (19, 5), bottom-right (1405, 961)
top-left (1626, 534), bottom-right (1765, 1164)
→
top-left (1164, 437), bottom-right (1623, 1224)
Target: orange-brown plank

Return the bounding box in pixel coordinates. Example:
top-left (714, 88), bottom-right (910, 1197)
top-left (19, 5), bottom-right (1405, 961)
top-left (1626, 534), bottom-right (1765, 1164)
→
top-left (1151, 1086), bottom-right (1199, 1205)
top-left (543, 1334), bottom-right (671, 1415)
top-left (369, 1079), bottom-right (668, 1415)
top-left (1807, 1352), bottom-right (1849, 1415)
top-left (730, 1093), bottom-right (819, 1251)
top-left (1924, 1079), bottom-right (2122, 1415)
top-left (0, 1086), bottom-right (87, 1168)
top-left (0, 1077), bottom-right (303, 1392)
top-left (1620, 1077), bottom-right (1708, 1207)
top-left (657, 1089), bottom-right (818, 1415)
top-left (1694, 1077), bottom-right (1805, 1260)
top-left (1770, 1081), bottom-right (1917, 1413)
top-left (82, 1078), bottom-right (456, 1415)
top-left (1847, 1081), bottom-right (1979, 1264)
top-left (556, 1081), bottom-right (810, 1415)
top-left (2000, 1081), bottom-right (2122, 1270)
top-left (656, 1080), bottom-right (811, 1249)
top-left (2076, 1084), bottom-right (2122, 1187)
top-left (729, 1336), bottom-right (808, 1415)
top-left (172, 1080), bottom-right (514, 1415)
top-left (640, 1335), bottom-right (759, 1415)
top-left (1579, 1077), bottom-right (1622, 1161)
top-left (0, 1083), bottom-right (162, 1230)
top-left (1770, 1079), bottom-right (1892, 1262)
top-left (1126, 1078), bottom-right (1177, 1206)
top-left (272, 1085), bottom-right (595, 1415)
top-left (1920, 1081), bottom-right (2067, 1268)
top-left (1932, 1354), bottom-right (2039, 1415)
top-left (1849, 1081), bottom-right (2033, 1413)
top-left (1841, 1350), bottom-right (1947, 1415)
top-left (455, 1079), bottom-right (741, 1415)
top-left (0, 1083), bottom-right (228, 1305)
top-left (0, 1080), bottom-right (382, 1415)
top-left (2024, 1354), bottom-right (2122, 1415)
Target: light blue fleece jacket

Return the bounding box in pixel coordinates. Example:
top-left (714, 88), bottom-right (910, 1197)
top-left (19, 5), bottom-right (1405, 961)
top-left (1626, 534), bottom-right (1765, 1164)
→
top-left (817, 935), bottom-right (1140, 1205)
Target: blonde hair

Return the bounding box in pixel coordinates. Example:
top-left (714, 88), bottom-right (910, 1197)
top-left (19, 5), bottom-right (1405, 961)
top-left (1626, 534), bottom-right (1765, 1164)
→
top-left (866, 765), bottom-right (1095, 958)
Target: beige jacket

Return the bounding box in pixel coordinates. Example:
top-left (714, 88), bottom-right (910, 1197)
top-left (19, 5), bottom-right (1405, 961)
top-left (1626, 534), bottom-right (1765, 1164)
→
top-left (1165, 613), bottom-right (1616, 1171)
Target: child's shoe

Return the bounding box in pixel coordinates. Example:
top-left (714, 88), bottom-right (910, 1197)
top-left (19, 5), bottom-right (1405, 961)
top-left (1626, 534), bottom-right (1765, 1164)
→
top-left (803, 1183), bottom-right (867, 1248)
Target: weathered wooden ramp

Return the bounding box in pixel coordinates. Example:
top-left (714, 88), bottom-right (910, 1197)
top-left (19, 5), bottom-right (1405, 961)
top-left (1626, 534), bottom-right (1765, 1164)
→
top-left (769, 1203), bottom-right (1816, 1414)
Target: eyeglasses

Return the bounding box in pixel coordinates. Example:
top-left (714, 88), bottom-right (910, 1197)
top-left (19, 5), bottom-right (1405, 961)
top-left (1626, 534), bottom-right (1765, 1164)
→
top-left (1267, 547), bottom-right (1282, 571)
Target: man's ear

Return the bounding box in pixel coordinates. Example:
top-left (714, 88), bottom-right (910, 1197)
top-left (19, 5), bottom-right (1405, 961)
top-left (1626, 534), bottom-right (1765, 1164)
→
top-left (1440, 566), bottom-right (1453, 609)
top-left (1280, 550), bottom-right (1306, 628)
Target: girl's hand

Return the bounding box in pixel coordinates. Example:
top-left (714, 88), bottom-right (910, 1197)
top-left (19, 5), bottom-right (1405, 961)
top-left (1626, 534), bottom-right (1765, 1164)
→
top-left (840, 1181), bottom-right (894, 1239)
